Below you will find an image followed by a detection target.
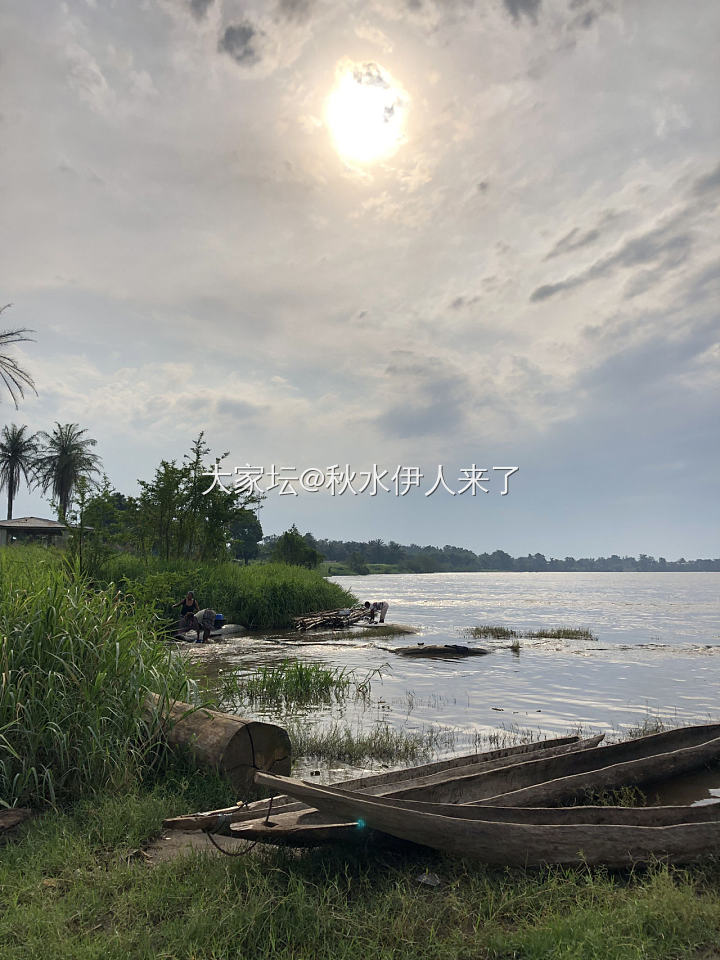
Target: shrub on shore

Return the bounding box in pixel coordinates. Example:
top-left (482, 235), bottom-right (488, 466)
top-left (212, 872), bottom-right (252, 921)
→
top-left (99, 556), bottom-right (356, 630)
top-left (0, 549), bottom-right (192, 808)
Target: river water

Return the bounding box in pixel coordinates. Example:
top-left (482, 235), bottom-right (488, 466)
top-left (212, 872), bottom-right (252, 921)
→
top-left (189, 572), bottom-right (720, 798)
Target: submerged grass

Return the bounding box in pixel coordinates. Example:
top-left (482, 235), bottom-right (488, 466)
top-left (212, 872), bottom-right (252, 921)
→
top-left (464, 624), bottom-right (597, 641)
top-left (287, 720), bottom-right (457, 766)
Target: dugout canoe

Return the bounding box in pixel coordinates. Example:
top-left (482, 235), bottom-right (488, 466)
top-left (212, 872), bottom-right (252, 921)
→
top-left (228, 724), bottom-right (720, 845)
top-left (163, 731), bottom-right (596, 832)
top-left (230, 795), bottom-right (720, 848)
top-left (253, 772), bottom-right (720, 867)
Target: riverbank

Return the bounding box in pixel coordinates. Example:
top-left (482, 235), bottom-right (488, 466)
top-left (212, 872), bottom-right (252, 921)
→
top-left (3, 762), bottom-right (720, 960)
top-left (4, 551), bottom-right (720, 958)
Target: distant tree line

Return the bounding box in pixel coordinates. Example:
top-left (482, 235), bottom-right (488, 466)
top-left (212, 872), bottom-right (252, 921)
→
top-left (269, 534), bottom-right (720, 573)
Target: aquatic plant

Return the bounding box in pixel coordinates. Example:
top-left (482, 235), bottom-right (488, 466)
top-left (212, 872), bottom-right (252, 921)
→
top-left (287, 720), bottom-right (456, 766)
top-left (464, 625), bottom-right (518, 639)
top-left (526, 627), bottom-right (597, 641)
top-left (464, 624), bottom-right (597, 641)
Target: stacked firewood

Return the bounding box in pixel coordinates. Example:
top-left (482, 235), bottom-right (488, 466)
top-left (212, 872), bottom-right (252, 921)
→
top-left (293, 607), bottom-right (369, 631)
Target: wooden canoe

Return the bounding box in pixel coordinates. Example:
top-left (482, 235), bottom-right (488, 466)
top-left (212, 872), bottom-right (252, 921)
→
top-left (230, 794), bottom-right (720, 846)
top-left (164, 732), bottom-right (598, 832)
top-left (254, 773), bottom-right (720, 867)
top-left (383, 723), bottom-right (720, 806)
top-left (228, 724), bottom-right (720, 846)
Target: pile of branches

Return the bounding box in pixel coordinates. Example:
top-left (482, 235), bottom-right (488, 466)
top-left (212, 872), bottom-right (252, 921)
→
top-left (293, 607), bottom-right (369, 631)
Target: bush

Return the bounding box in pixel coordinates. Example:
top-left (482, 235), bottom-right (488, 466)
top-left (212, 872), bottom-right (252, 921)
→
top-left (0, 548), bottom-right (192, 807)
top-left (98, 556), bottom-right (356, 629)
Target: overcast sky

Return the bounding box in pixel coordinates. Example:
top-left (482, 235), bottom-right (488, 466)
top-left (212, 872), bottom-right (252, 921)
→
top-left (1, 0), bottom-right (718, 558)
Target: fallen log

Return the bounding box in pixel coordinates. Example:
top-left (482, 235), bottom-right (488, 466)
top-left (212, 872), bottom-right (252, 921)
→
top-left (147, 693), bottom-right (291, 794)
top-left (0, 808), bottom-right (31, 833)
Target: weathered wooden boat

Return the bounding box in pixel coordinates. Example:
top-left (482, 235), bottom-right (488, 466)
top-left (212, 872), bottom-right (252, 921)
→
top-left (226, 724), bottom-right (720, 846)
top-left (230, 794), bottom-right (720, 848)
top-left (253, 772), bottom-right (720, 867)
top-left (163, 732), bottom-right (598, 832)
top-left (394, 643), bottom-right (490, 658)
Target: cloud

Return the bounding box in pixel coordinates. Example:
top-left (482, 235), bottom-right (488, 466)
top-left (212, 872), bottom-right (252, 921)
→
top-left (278, 0), bottom-right (313, 22)
top-left (692, 161), bottom-right (720, 197)
top-left (544, 226), bottom-right (600, 260)
top-left (503, 0), bottom-right (541, 24)
top-left (218, 21), bottom-right (262, 65)
top-left (189, 0), bottom-right (214, 20)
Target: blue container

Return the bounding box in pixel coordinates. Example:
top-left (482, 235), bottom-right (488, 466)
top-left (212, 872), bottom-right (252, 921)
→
top-left (214, 613), bottom-right (224, 627)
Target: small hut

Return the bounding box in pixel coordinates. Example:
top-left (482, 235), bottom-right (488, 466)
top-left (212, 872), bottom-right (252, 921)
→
top-left (0, 517), bottom-right (69, 547)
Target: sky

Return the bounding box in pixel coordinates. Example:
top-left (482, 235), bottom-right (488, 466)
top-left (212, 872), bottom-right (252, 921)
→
top-left (1, 0), bottom-right (718, 559)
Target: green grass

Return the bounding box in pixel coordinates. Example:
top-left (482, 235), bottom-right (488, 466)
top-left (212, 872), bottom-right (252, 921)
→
top-left (99, 555), bottom-right (356, 629)
top-left (526, 626), bottom-right (597, 641)
top-left (464, 625), bottom-right (519, 639)
top-left (215, 660), bottom-right (363, 707)
top-left (0, 548), bottom-right (193, 808)
top-left (2, 768), bottom-right (720, 960)
top-left (287, 720), bottom-right (457, 766)
top-left (464, 625), bottom-right (597, 641)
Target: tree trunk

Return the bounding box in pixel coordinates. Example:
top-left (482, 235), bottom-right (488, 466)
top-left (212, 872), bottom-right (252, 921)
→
top-left (146, 693), bottom-right (291, 795)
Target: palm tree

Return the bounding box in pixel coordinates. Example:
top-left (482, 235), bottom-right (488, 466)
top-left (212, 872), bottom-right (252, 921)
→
top-left (0, 424), bottom-right (38, 519)
top-left (34, 423), bottom-right (102, 521)
top-left (0, 304), bottom-right (36, 408)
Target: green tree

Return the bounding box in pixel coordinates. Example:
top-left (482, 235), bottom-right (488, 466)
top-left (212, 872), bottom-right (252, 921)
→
top-left (0, 423), bottom-right (37, 519)
top-left (34, 422), bottom-right (102, 521)
top-left (229, 513), bottom-right (263, 564)
top-left (0, 305), bottom-right (36, 408)
top-left (272, 524), bottom-right (323, 568)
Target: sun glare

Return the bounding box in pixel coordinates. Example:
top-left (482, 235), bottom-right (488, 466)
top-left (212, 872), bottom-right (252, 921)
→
top-left (326, 61), bottom-right (408, 164)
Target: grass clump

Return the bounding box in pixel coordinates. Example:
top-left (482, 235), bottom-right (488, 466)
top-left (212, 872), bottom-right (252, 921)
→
top-left (216, 660), bottom-right (356, 707)
top-left (464, 624), bottom-right (597, 641)
top-left (526, 626), bottom-right (597, 641)
top-left (101, 556), bottom-right (355, 630)
top-left (0, 549), bottom-right (193, 808)
top-left (464, 624), bottom-right (518, 639)
top-left (288, 721), bottom-right (456, 766)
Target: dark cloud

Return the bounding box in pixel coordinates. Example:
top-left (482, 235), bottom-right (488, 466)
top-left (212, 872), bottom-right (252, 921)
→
top-left (503, 0), bottom-right (541, 24)
top-left (532, 217), bottom-right (696, 302)
top-left (189, 0), bottom-right (214, 20)
top-left (450, 294), bottom-right (480, 310)
top-left (219, 22), bottom-right (261, 65)
top-left (278, 0), bottom-right (313, 22)
top-left (692, 161), bottom-right (720, 196)
top-left (545, 226), bottom-right (600, 260)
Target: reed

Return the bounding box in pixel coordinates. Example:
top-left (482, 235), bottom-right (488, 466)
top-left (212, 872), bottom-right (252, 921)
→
top-left (526, 627), bottom-right (596, 641)
top-left (0, 549), bottom-right (192, 807)
top-left (464, 625), bottom-right (518, 639)
top-left (99, 557), bottom-right (355, 629)
top-left (216, 661), bottom-right (354, 706)
top-left (287, 720), bottom-right (456, 766)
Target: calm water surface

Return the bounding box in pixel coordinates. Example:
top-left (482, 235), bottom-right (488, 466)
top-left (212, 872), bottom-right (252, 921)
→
top-left (191, 572), bottom-right (720, 797)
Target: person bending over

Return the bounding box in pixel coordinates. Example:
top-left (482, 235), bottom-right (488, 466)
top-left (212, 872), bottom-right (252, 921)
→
top-left (364, 600), bottom-right (389, 624)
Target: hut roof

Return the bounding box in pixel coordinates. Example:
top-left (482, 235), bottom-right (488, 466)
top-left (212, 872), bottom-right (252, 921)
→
top-left (0, 517), bottom-right (67, 531)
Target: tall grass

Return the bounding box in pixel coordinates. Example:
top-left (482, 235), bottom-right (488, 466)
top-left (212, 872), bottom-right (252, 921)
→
top-left (0, 548), bottom-right (193, 808)
top-left (98, 555), bottom-right (356, 629)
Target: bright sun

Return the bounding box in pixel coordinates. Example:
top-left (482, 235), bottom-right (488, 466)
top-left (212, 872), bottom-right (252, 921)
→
top-left (326, 61), bottom-right (409, 164)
